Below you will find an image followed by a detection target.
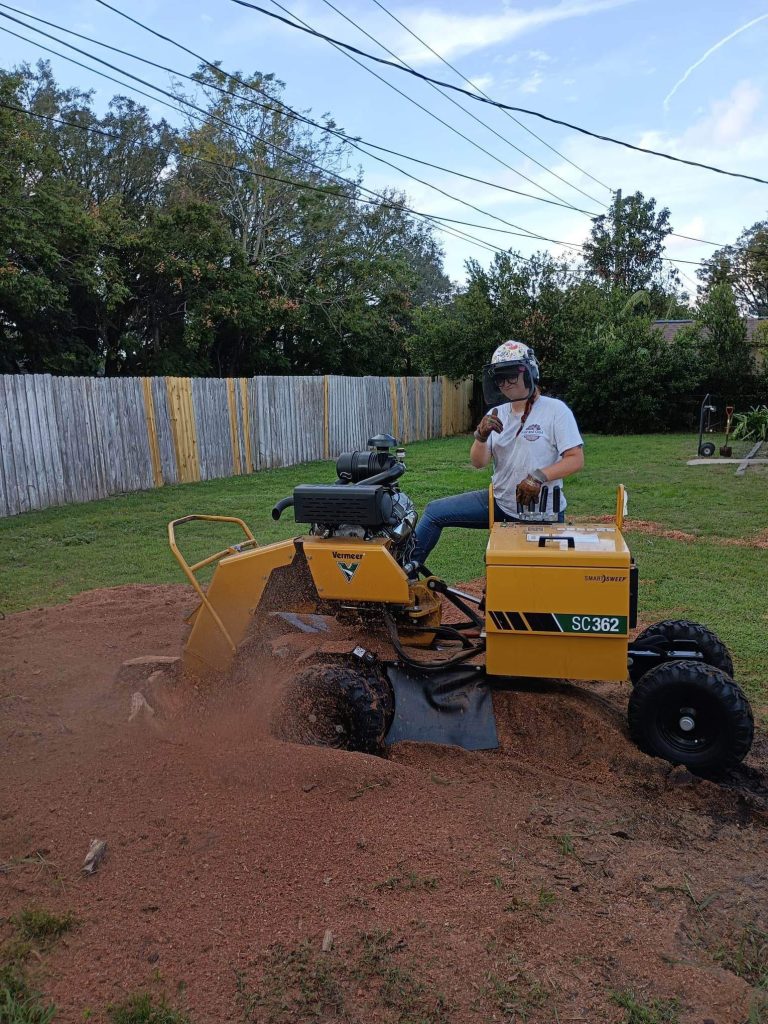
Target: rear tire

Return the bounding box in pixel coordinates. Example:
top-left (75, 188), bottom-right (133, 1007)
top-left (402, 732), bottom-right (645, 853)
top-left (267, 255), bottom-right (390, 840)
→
top-left (699, 441), bottom-right (716, 457)
top-left (632, 619), bottom-right (734, 678)
top-left (272, 661), bottom-right (394, 755)
top-left (628, 661), bottom-right (753, 775)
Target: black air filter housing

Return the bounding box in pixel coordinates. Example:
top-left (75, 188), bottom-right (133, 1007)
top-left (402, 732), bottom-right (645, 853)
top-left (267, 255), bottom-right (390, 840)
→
top-left (292, 484), bottom-right (394, 528)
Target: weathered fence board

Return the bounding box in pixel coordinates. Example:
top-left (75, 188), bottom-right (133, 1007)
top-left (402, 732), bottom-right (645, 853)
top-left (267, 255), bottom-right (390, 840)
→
top-left (0, 373), bottom-right (472, 517)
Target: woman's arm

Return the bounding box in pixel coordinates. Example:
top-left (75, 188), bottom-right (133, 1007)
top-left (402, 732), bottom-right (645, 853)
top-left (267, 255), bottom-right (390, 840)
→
top-left (470, 438), bottom-right (493, 469)
top-left (540, 445), bottom-right (584, 481)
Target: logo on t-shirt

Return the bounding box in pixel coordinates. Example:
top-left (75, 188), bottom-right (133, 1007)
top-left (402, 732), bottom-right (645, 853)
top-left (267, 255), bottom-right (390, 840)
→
top-left (522, 422), bottom-right (544, 441)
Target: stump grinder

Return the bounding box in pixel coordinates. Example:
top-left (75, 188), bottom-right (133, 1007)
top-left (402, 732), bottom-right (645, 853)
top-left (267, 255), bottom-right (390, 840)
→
top-left (168, 434), bottom-right (754, 775)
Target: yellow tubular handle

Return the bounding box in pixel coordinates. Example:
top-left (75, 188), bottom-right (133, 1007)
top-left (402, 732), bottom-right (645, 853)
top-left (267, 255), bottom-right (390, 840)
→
top-left (615, 485), bottom-right (626, 531)
top-left (167, 515), bottom-right (258, 654)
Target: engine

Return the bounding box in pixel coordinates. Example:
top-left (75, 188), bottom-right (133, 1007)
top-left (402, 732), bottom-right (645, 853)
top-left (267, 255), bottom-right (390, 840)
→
top-left (271, 434), bottom-right (419, 567)
top-left (323, 488), bottom-right (418, 564)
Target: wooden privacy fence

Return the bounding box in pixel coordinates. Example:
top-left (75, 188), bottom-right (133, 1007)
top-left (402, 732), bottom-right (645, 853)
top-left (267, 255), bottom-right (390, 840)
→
top-left (0, 374), bottom-right (473, 517)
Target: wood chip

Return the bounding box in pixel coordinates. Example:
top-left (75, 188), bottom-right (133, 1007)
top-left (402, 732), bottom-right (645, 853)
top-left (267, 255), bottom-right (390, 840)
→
top-left (322, 929), bottom-right (333, 952)
top-left (83, 838), bottom-right (107, 875)
top-left (129, 692), bottom-right (155, 722)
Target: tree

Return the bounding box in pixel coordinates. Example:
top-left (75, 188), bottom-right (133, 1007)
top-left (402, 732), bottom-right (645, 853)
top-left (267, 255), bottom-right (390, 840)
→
top-left (679, 282), bottom-right (757, 400)
top-left (583, 190), bottom-right (673, 294)
top-left (409, 249), bottom-right (577, 387)
top-left (697, 220), bottom-right (768, 317)
top-left (559, 311), bottom-right (704, 433)
top-left (0, 71), bottom-right (105, 373)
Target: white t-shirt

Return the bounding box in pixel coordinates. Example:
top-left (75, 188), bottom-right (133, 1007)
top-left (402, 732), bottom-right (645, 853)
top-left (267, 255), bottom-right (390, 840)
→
top-left (487, 395), bottom-right (583, 516)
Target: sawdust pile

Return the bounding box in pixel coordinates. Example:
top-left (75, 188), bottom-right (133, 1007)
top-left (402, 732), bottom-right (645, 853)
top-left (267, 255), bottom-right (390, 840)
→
top-left (1, 583), bottom-right (767, 1024)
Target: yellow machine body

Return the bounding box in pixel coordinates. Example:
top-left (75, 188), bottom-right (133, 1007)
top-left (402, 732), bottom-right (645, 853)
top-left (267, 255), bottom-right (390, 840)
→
top-left (303, 537), bottom-right (411, 603)
top-left (170, 517), bottom-right (418, 676)
top-left (485, 522), bottom-right (631, 681)
top-left (182, 538), bottom-right (298, 676)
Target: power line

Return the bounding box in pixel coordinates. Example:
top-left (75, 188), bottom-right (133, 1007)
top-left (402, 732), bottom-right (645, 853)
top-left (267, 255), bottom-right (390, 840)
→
top-left (251, 0), bottom-right (589, 213)
top-left (5, 101), bottom-right (727, 286)
top-left (0, 96), bottom-right (511, 261)
top-left (0, 35), bottom-right (736, 277)
top-left (316, 0), bottom-right (604, 207)
top-left (10, 6), bottom-right (752, 265)
top-left (0, 9), bottom-right (583, 248)
top-left (367, 0), bottom-right (612, 196)
top-left (0, 32), bottom-right (733, 278)
top-left (1, 32), bottom-right (747, 272)
top-left (228, 0), bottom-right (768, 188)
top-left (76, 0), bottom-right (598, 217)
top-left (10, 4), bottom-right (757, 264)
top-left (86, 1), bottom-right (754, 255)
top-left (81, 3), bottom-right (750, 253)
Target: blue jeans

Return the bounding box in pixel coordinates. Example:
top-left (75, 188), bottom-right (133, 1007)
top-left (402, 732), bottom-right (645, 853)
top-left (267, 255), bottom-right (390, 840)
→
top-left (412, 489), bottom-right (564, 566)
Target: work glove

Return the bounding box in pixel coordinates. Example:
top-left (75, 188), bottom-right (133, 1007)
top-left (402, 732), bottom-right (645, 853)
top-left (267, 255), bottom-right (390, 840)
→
top-left (474, 408), bottom-right (502, 442)
top-left (516, 468), bottom-right (548, 507)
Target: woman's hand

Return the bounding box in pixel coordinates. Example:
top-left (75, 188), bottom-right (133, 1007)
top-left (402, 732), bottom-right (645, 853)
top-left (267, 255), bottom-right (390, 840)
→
top-left (474, 408), bottom-right (502, 442)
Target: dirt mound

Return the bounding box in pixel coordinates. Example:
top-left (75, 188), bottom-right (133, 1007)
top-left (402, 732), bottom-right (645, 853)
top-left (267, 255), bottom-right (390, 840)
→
top-left (2, 584), bottom-right (767, 1024)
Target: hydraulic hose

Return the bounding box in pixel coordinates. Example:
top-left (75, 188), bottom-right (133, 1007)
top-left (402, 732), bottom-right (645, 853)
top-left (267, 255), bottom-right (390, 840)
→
top-left (271, 496), bottom-right (295, 521)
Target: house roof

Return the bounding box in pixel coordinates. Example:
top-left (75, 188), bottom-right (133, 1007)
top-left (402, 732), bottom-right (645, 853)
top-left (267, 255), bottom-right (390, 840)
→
top-left (654, 318), bottom-right (768, 343)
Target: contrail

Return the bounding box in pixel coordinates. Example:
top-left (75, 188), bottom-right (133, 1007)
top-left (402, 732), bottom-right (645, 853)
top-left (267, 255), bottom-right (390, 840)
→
top-left (664, 11), bottom-right (768, 110)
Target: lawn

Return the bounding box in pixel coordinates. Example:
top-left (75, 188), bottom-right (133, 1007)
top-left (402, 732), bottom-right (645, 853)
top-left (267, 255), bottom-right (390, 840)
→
top-left (1, 432), bottom-right (766, 702)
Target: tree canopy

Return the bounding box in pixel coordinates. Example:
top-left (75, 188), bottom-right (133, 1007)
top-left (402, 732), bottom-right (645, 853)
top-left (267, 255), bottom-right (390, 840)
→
top-left (1, 61), bottom-right (765, 432)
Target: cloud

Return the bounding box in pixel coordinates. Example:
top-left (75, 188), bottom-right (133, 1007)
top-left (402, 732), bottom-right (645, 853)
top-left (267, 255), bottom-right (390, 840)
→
top-left (663, 12), bottom-right (768, 110)
top-left (527, 49), bottom-right (553, 62)
top-left (468, 74), bottom-right (494, 91)
top-left (520, 70), bottom-right (544, 94)
top-left (375, 79), bottom-right (768, 284)
top-left (704, 81), bottom-right (762, 146)
top-left (394, 0), bottom-right (636, 65)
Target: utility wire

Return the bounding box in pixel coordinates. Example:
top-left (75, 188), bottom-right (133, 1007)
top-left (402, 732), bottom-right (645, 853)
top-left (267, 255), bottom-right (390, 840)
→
top-left (1, 27), bottom-right (743, 270)
top-left (83, 2), bottom-right (757, 252)
top-left (4, 102), bottom-right (723, 282)
top-left (0, 92), bottom-right (511, 261)
top-left (0, 49), bottom-right (732, 274)
top-left (367, 0), bottom-right (612, 195)
top-left (317, 0), bottom-right (604, 207)
top-left (77, 0), bottom-right (597, 216)
top-left (250, 0), bottom-right (587, 212)
top-left (83, 1), bottom-right (756, 254)
top-left (0, 10), bottom-right (576, 246)
top-left (228, 0), bottom-right (768, 188)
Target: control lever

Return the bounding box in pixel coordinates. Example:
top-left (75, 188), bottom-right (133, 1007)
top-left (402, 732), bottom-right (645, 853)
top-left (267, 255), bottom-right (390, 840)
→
top-left (552, 485), bottom-right (561, 516)
top-left (539, 485), bottom-right (549, 514)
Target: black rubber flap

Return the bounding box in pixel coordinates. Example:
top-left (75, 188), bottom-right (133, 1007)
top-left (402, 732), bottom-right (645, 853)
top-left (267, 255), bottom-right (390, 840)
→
top-left (385, 665), bottom-right (499, 751)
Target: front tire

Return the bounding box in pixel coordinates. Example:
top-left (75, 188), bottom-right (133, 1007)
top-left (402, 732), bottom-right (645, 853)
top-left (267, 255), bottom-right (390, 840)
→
top-left (628, 661), bottom-right (753, 775)
top-left (272, 661), bottom-right (394, 755)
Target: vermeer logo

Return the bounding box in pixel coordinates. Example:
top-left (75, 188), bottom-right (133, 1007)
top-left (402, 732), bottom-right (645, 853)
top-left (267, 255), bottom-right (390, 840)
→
top-left (584, 574), bottom-right (624, 583)
top-left (333, 551), bottom-right (364, 583)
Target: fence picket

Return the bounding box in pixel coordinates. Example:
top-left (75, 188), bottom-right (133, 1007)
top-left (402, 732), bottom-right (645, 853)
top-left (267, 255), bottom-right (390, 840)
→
top-left (0, 373), bottom-right (471, 517)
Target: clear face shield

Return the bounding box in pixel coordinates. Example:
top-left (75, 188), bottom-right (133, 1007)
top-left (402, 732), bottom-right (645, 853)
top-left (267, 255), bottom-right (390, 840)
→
top-left (481, 361), bottom-right (535, 405)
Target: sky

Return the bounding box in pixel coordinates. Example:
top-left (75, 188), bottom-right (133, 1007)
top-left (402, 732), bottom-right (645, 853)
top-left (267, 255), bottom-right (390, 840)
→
top-left (2, 0), bottom-right (768, 295)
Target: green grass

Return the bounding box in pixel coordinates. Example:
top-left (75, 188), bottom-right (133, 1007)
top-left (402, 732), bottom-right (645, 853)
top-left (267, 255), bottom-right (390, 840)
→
top-left (1, 432), bottom-right (766, 700)
top-left (106, 993), bottom-right (191, 1024)
top-left (9, 911), bottom-right (77, 948)
top-left (0, 908), bottom-right (70, 1024)
top-left (611, 990), bottom-right (681, 1024)
top-left (713, 923), bottom-right (768, 989)
top-left (235, 932), bottom-right (450, 1024)
top-left (0, 984), bottom-right (56, 1024)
